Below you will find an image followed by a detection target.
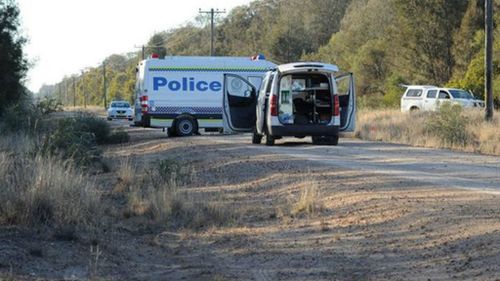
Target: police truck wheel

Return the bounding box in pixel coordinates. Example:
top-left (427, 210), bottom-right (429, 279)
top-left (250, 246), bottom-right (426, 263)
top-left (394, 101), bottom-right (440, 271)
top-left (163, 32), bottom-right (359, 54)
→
top-left (175, 116), bottom-right (198, 136)
top-left (252, 129), bottom-right (262, 144)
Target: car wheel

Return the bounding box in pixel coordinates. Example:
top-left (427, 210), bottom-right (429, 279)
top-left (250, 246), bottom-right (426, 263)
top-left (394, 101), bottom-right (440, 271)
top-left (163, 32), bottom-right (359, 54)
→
top-left (175, 115), bottom-right (198, 136)
top-left (265, 133), bottom-right (275, 146)
top-left (107, 117), bottom-right (112, 121)
top-left (252, 128), bottom-right (262, 144)
top-left (312, 136), bottom-right (338, 145)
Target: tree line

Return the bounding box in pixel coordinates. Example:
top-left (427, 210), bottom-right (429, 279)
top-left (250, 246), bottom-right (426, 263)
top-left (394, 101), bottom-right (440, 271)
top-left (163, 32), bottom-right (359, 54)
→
top-left (35, 0), bottom-right (500, 108)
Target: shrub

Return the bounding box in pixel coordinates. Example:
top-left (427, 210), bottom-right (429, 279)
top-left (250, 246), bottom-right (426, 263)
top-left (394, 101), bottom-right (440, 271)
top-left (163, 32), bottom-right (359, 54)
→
top-left (425, 103), bottom-right (472, 147)
top-left (0, 100), bottom-right (42, 133)
top-left (41, 116), bottom-right (102, 166)
top-left (36, 96), bottom-right (63, 115)
top-left (107, 130), bottom-right (130, 144)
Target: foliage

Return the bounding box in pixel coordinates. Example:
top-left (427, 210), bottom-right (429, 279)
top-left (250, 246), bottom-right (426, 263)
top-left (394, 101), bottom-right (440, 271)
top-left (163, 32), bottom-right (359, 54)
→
top-left (41, 114), bottom-right (129, 166)
top-left (37, 96), bottom-right (63, 115)
top-left (38, 0), bottom-right (500, 109)
top-left (425, 103), bottom-right (472, 147)
top-left (0, 0), bottom-right (28, 115)
top-left (107, 130), bottom-right (130, 144)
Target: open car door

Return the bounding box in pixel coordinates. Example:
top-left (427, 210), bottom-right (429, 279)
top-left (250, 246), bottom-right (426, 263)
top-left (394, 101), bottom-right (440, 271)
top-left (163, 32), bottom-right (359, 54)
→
top-left (334, 73), bottom-right (356, 132)
top-left (223, 74), bottom-right (258, 133)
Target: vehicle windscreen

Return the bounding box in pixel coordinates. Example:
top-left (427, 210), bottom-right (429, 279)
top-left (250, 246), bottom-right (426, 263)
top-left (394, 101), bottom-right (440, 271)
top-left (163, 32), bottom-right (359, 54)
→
top-left (111, 102), bottom-right (130, 108)
top-left (449, 90), bottom-right (474, 100)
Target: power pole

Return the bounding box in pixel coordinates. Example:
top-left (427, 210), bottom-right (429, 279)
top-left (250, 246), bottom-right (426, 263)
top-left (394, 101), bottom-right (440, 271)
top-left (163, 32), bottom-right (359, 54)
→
top-left (199, 8), bottom-right (226, 56)
top-left (102, 60), bottom-right (108, 109)
top-left (72, 77), bottom-right (76, 107)
top-left (135, 44), bottom-right (167, 59)
top-left (81, 70), bottom-right (86, 109)
top-left (485, 0), bottom-right (494, 121)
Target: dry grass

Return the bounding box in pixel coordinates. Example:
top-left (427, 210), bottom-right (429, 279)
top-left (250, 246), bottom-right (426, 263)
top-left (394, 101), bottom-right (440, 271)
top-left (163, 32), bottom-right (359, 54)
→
top-left (292, 180), bottom-right (323, 218)
top-left (119, 159), bottom-right (236, 230)
top-left (356, 107), bottom-right (500, 155)
top-left (0, 135), bottom-right (101, 228)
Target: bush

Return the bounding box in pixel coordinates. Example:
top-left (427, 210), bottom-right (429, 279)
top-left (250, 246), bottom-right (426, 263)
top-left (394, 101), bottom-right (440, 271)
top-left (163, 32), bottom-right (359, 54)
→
top-left (0, 97), bottom-right (42, 133)
top-left (36, 96), bottom-right (63, 115)
top-left (41, 116), bottom-right (102, 166)
top-left (107, 130), bottom-right (130, 144)
top-left (40, 114), bottom-right (130, 165)
top-left (425, 103), bottom-right (472, 147)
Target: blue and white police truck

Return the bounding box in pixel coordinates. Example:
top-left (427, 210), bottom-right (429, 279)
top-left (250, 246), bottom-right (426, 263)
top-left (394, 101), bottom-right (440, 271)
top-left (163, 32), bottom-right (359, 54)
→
top-left (134, 55), bottom-right (276, 136)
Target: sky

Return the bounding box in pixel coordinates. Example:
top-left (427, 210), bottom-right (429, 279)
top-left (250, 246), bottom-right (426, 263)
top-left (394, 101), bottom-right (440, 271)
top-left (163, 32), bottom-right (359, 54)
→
top-left (18, 0), bottom-right (252, 93)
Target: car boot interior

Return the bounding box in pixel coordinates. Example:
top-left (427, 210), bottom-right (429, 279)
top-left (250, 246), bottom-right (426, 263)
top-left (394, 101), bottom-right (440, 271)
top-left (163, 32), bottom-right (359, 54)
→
top-left (278, 73), bottom-right (332, 125)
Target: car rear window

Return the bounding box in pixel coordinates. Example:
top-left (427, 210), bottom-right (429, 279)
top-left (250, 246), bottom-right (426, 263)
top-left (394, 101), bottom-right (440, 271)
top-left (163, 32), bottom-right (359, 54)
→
top-left (427, 90), bottom-right (437, 98)
top-left (406, 89), bottom-right (423, 97)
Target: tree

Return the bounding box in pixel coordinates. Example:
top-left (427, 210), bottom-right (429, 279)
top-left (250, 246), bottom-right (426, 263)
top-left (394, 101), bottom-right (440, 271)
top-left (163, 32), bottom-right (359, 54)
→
top-left (146, 32), bottom-right (167, 58)
top-left (0, 0), bottom-right (28, 114)
top-left (393, 0), bottom-right (468, 85)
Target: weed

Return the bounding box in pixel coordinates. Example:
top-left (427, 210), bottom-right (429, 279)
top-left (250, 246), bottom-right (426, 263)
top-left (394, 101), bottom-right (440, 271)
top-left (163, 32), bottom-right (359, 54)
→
top-left (292, 182), bottom-right (322, 217)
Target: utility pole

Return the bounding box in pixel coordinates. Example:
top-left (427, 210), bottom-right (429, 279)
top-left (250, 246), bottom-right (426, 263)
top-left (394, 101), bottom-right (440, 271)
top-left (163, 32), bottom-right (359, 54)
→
top-left (199, 8), bottom-right (226, 56)
top-left (72, 76), bottom-right (76, 107)
top-left (485, 0), bottom-right (494, 121)
top-left (102, 60), bottom-right (108, 109)
top-left (134, 44), bottom-right (167, 59)
top-left (81, 70), bottom-right (86, 109)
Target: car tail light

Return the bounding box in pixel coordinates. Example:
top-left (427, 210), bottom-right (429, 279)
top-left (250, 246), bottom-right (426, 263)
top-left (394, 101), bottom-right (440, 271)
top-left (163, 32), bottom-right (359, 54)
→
top-left (333, 95), bottom-right (340, 116)
top-left (270, 95), bottom-right (278, 116)
top-left (140, 95), bottom-right (149, 113)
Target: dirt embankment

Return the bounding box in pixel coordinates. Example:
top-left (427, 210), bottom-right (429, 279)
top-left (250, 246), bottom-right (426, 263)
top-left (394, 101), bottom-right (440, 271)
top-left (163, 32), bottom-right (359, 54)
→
top-left (1, 124), bottom-right (499, 281)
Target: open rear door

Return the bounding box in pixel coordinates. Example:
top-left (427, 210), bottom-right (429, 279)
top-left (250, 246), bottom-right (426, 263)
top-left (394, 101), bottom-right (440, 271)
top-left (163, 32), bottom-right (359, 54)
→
top-left (334, 73), bottom-right (356, 132)
top-left (223, 74), bottom-right (258, 133)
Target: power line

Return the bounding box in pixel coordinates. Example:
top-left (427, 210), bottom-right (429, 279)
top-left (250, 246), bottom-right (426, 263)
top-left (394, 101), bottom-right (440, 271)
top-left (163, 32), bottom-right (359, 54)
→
top-left (199, 8), bottom-right (226, 56)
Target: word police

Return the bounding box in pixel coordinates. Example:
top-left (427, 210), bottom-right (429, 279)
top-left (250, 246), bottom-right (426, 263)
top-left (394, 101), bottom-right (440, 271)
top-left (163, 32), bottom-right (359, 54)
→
top-left (153, 77), bottom-right (222, 92)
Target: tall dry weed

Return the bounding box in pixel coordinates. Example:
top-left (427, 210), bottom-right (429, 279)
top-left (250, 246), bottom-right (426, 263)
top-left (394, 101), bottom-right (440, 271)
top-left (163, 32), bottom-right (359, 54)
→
top-left (292, 181), bottom-right (323, 217)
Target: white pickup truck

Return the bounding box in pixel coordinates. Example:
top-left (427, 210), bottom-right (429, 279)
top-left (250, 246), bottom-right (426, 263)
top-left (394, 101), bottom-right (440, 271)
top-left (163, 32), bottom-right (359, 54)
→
top-left (401, 85), bottom-right (485, 112)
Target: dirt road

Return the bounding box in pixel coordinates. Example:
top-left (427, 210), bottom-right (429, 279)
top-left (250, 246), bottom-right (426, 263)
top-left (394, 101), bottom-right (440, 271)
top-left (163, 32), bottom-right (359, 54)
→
top-left (212, 134), bottom-right (500, 193)
top-left (2, 122), bottom-right (499, 281)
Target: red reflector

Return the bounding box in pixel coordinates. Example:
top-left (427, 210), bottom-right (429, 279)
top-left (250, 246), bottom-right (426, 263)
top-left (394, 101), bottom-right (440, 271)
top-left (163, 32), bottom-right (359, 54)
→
top-left (140, 96), bottom-right (149, 113)
top-left (151, 53), bottom-right (159, 59)
top-left (270, 95), bottom-right (278, 116)
top-left (333, 95), bottom-right (340, 116)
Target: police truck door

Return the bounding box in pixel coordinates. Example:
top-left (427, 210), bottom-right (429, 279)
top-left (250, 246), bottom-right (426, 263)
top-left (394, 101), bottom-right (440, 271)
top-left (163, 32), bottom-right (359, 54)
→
top-left (222, 74), bottom-right (257, 133)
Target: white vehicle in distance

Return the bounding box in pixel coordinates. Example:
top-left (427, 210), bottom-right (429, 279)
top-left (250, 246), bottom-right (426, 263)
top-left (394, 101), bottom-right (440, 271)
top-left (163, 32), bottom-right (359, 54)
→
top-left (134, 54), bottom-right (276, 136)
top-left (107, 101), bottom-right (134, 121)
top-left (401, 85), bottom-right (485, 112)
top-left (222, 62), bottom-right (356, 146)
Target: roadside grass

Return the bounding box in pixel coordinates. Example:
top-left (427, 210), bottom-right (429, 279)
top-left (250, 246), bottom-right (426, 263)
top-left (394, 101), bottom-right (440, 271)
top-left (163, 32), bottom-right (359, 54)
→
top-left (119, 158), bottom-right (236, 230)
top-left (356, 105), bottom-right (500, 155)
top-left (0, 100), bottom-right (128, 231)
top-left (0, 136), bottom-right (101, 228)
